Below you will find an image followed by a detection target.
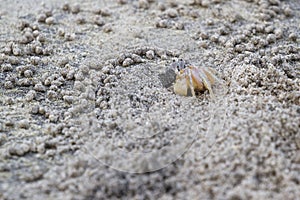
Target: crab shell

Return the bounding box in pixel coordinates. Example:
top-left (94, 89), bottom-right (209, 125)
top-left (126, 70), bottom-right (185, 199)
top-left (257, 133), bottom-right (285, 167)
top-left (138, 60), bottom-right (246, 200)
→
top-left (173, 66), bottom-right (217, 97)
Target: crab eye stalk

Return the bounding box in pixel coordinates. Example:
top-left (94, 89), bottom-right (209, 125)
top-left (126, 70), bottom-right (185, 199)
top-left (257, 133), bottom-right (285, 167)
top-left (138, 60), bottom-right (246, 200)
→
top-left (178, 59), bottom-right (185, 70)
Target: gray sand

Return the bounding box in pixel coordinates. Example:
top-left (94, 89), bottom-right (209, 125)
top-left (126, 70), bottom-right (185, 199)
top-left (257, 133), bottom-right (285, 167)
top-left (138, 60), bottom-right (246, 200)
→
top-left (0, 0), bottom-right (299, 199)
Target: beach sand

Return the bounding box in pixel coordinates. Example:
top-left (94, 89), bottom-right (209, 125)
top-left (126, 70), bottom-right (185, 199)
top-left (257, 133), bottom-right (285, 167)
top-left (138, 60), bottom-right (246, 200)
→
top-left (0, 0), bottom-right (299, 199)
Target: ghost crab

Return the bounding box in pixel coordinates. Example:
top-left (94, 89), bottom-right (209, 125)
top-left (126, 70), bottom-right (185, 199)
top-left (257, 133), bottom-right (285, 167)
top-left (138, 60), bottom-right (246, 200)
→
top-left (171, 59), bottom-right (220, 98)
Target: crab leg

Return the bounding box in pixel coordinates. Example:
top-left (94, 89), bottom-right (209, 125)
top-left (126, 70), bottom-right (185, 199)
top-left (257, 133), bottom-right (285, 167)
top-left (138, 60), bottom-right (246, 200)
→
top-left (191, 67), bottom-right (215, 98)
top-left (204, 67), bottom-right (221, 85)
top-left (187, 68), bottom-right (196, 97)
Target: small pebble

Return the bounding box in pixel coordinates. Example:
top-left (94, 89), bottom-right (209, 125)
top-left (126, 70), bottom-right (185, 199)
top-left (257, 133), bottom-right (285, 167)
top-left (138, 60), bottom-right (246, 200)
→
top-left (264, 25), bottom-right (274, 34)
top-left (189, 10), bottom-right (199, 18)
top-left (49, 114), bottom-right (59, 123)
top-left (218, 36), bottom-right (227, 45)
top-left (35, 46), bottom-right (43, 55)
top-left (200, 0), bottom-right (210, 7)
top-left (32, 30), bottom-right (39, 37)
top-left (34, 83), bottom-right (46, 92)
top-left (138, 0), bottom-right (150, 9)
top-left (165, 8), bottom-right (178, 18)
top-left (131, 54), bottom-right (142, 63)
top-left (198, 41), bottom-right (208, 49)
top-left (3, 45), bottom-right (12, 55)
top-left (79, 64), bottom-right (89, 74)
top-left (45, 17), bottom-right (55, 25)
top-left (20, 36), bottom-right (31, 44)
top-left (12, 46), bottom-right (22, 56)
top-left (158, 3), bottom-right (166, 11)
top-left (66, 69), bottom-right (76, 80)
top-left (24, 31), bottom-right (34, 41)
top-left (101, 65), bottom-right (111, 74)
top-left (63, 95), bottom-right (74, 104)
top-left (99, 100), bottom-right (108, 109)
top-left (47, 90), bottom-right (58, 100)
top-left (43, 47), bottom-right (52, 55)
top-left (49, 85), bottom-right (58, 91)
top-left (103, 24), bottom-right (113, 33)
top-left (283, 6), bottom-right (292, 17)
top-left (153, 47), bottom-right (164, 57)
top-left (17, 21), bottom-right (29, 31)
top-left (235, 44), bottom-right (245, 53)
top-left (7, 56), bottom-right (19, 65)
top-left (18, 120), bottom-right (30, 129)
top-left (210, 34), bottom-right (219, 43)
top-left (0, 134), bottom-right (7, 145)
top-left (25, 90), bottom-right (36, 101)
top-left (169, 1), bottom-right (178, 7)
top-left (160, 54), bottom-right (168, 60)
top-left (288, 33), bottom-right (297, 41)
top-left (44, 124), bottom-right (61, 136)
top-left (74, 81), bottom-right (85, 92)
top-left (199, 31), bottom-right (209, 40)
top-left (1, 64), bottom-right (13, 72)
top-left (117, 0), bottom-right (127, 4)
top-left (62, 3), bottom-right (70, 11)
top-left (45, 10), bottom-right (53, 17)
top-left (37, 143), bottom-right (45, 153)
top-left (71, 4), bottom-right (81, 14)
top-left (51, 80), bottom-right (63, 87)
top-left (274, 28), bottom-right (283, 39)
top-left (122, 58), bottom-right (134, 67)
top-left (65, 33), bottom-right (76, 41)
top-left (37, 14), bottom-right (47, 23)
top-left (58, 28), bottom-right (65, 37)
top-left (104, 75), bottom-right (117, 84)
top-left (93, 8), bottom-right (111, 17)
top-left (258, 38), bottom-right (268, 48)
top-left (17, 78), bottom-right (31, 87)
top-left (175, 22), bottom-right (184, 30)
top-left (11, 143), bottom-right (30, 156)
top-left (206, 19), bottom-right (214, 26)
top-left (4, 119), bottom-right (14, 127)
top-left (94, 16), bottom-right (105, 26)
top-left (4, 81), bottom-right (14, 89)
top-left (156, 19), bottom-right (168, 28)
top-left (16, 65), bottom-right (28, 75)
top-left (76, 17), bottom-right (86, 24)
top-left (31, 24), bottom-right (39, 31)
top-left (24, 70), bottom-right (33, 78)
top-left (75, 71), bottom-right (85, 81)
top-left (37, 35), bottom-right (46, 42)
top-left (38, 106), bottom-right (46, 115)
top-left (31, 104), bottom-right (40, 114)
top-left (58, 57), bottom-right (69, 67)
top-left (146, 50), bottom-right (155, 59)
top-left (266, 34), bottom-right (276, 43)
top-left (269, 0), bottom-right (279, 5)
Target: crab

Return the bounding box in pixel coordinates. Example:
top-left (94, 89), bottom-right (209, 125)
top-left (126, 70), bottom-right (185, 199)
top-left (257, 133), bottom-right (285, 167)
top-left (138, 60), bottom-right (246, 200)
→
top-left (171, 59), bottom-right (220, 98)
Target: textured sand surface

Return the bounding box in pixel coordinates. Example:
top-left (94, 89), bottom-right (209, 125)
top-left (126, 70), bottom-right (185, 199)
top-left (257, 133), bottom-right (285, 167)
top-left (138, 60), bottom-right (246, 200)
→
top-left (0, 0), bottom-right (299, 199)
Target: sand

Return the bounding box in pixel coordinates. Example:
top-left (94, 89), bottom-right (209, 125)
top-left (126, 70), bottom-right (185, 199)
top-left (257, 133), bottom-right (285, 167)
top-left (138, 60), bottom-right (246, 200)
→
top-left (0, 0), bottom-right (299, 199)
